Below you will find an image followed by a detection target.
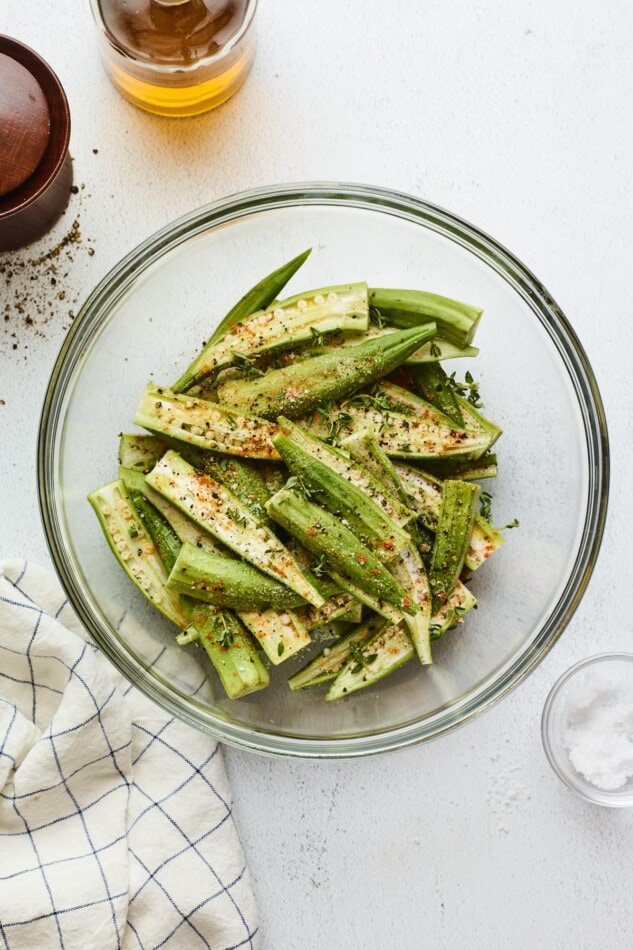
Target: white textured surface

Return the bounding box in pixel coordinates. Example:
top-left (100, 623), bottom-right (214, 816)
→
top-left (1, 1), bottom-right (632, 947)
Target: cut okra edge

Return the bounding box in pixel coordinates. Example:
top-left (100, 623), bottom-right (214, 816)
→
top-left (88, 254), bottom-right (513, 702)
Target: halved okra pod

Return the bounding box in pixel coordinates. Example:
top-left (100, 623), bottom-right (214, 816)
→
top-left (369, 287), bottom-right (483, 348)
top-left (325, 622), bottom-right (414, 701)
top-left (135, 383), bottom-right (281, 460)
top-left (394, 463), bottom-right (505, 570)
top-left (216, 325), bottom-right (437, 421)
top-left (266, 488), bottom-right (417, 616)
top-left (175, 281), bottom-right (369, 391)
top-left (428, 480), bottom-right (480, 613)
top-left (307, 397), bottom-right (492, 460)
top-left (90, 479), bottom-right (269, 698)
top-left (306, 327), bottom-right (478, 363)
top-left (288, 615), bottom-right (389, 691)
top-left (273, 419), bottom-right (413, 561)
top-left (173, 248), bottom-right (312, 391)
top-left (167, 543), bottom-right (307, 611)
top-left (146, 450), bottom-right (325, 607)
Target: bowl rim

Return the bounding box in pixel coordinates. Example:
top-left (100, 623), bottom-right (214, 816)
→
top-left (541, 653), bottom-right (633, 807)
top-left (38, 181), bottom-right (610, 759)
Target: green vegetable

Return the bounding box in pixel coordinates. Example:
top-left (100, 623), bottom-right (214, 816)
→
top-left (409, 363), bottom-right (465, 427)
top-left (88, 479), bottom-right (189, 628)
top-left (417, 453), bottom-right (498, 481)
top-left (369, 288), bottom-right (482, 348)
top-left (134, 383), bottom-right (281, 460)
top-left (325, 622), bottom-right (413, 700)
top-left (238, 608), bottom-right (311, 664)
top-left (288, 616), bottom-right (388, 691)
top-left (118, 433), bottom-right (166, 473)
top-left (120, 465), bottom-right (228, 557)
top-left (173, 249), bottom-right (312, 391)
top-left (307, 396), bottom-right (493, 460)
top-left (216, 325), bottom-right (437, 421)
top-left (394, 462), bottom-right (505, 570)
top-left (266, 488), bottom-right (416, 616)
top-left (428, 480), bottom-right (480, 613)
top-left (175, 280), bottom-right (368, 391)
top-left (273, 419), bottom-right (412, 561)
top-left (146, 450), bottom-right (325, 607)
top-left (188, 608), bottom-right (271, 698)
top-left (167, 543), bottom-right (307, 611)
top-left (190, 451), bottom-right (275, 528)
top-left (389, 544), bottom-right (432, 665)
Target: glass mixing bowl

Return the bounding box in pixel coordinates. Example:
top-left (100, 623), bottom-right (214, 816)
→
top-left (38, 183), bottom-right (609, 758)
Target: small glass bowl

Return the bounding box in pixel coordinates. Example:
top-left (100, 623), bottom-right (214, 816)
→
top-left (542, 654), bottom-right (633, 807)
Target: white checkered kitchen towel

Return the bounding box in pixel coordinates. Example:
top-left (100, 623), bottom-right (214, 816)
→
top-left (0, 561), bottom-right (260, 950)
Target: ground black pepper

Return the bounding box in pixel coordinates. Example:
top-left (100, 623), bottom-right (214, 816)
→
top-left (0, 183), bottom-right (96, 366)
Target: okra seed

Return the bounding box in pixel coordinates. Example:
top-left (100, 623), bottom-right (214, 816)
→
top-left (185, 400), bottom-right (194, 409)
top-left (327, 292), bottom-right (338, 302)
top-left (191, 425), bottom-right (204, 436)
top-left (297, 299), bottom-right (308, 310)
top-left (274, 309), bottom-right (284, 318)
top-left (280, 614), bottom-right (291, 625)
top-left (101, 506), bottom-right (111, 516)
top-left (314, 294), bottom-right (325, 304)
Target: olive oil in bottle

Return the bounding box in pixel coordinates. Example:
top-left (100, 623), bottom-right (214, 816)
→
top-left (91, 0), bottom-right (256, 117)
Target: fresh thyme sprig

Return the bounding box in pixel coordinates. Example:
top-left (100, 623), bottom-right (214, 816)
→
top-left (349, 642), bottom-right (378, 674)
top-left (231, 351), bottom-right (265, 378)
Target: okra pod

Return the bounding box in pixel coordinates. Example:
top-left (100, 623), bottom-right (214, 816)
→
top-left (327, 573), bottom-right (403, 624)
top-left (88, 479), bottom-right (189, 628)
top-left (288, 616), bottom-right (388, 691)
top-left (390, 544), bottom-right (432, 665)
top-left (278, 418), bottom-right (412, 525)
top-left (113, 477), bottom-right (269, 697)
top-left (369, 288), bottom-right (483, 348)
top-left (146, 451), bottom-right (325, 607)
top-left (430, 581), bottom-right (477, 640)
top-left (188, 607), bottom-right (271, 698)
top-left (216, 325), bottom-right (437, 421)
top-left (134, 383), bottom-right (281, 460)
top-left (190, 451), bottom-right (275, 528)
top-left (266, 488), bottom-right (416, 616)
top-left (394, 462), bottom-right (505, 570)
top-left (238, 608), bottom-right (311, 664)
top-left (429, 480), bottom-right (480, 613)
top-left (208, 248), bottom-right (312, 347)
top-left (273, 420), bottom-right (412, 561)
top-left (307, 398), bottom-right (492, 460)
top-left (409, 363), bottom-right (464, 427)
top-left (167, 543), bottom-right (306, 611)
top-left (326, 580), bottom-right (478, 699)
top-left (175, 281), bottom-right (369, 391)
top-left (418, 453), bottom-right (498, 481)
top-left (325, 622), bottom-right (413, 701)
top-left (173, 249), bottom-right (312, 392)
top-left (118, 433), bottom-right (167, 473)
top-left (120, 465), bottom-right (228, 558)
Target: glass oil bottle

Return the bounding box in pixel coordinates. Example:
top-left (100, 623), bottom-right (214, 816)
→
top-left (90, 0), bottom-right (257, 117)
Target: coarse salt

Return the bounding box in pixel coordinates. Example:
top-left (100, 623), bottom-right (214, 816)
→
top-left (563, 676), bottom-right (633, 791)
